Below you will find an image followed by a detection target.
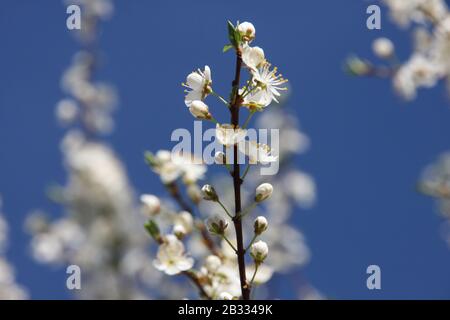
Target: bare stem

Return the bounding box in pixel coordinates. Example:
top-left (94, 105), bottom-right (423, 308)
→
top-left (230, 48), bottom-right (251, 300)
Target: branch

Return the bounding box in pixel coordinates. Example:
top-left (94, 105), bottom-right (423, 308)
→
top-left (230, 48), bottom-right (251, 300)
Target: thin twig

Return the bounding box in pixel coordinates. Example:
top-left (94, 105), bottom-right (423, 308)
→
top-left (229, 47), bottom-right (251, 300)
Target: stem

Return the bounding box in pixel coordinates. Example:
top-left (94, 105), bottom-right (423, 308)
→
top-left (211, 90), bottom-right (230, 107)
top-left (241, 163), bottom-right (251, 180)
top-left (242, 111), bottom-right (256, 129)
top-left (217, 199), bottom-right (233, 219)
top-left (183, 270), bottom-right (211, 300)
top-left (245, 234), bottom-right (258, 252)
top-left (249, 264), bottom-right (259, 287)
top-left (230, 48), bottom-right (251, 300)
top-left (221, 235), bottom-right (237, 252)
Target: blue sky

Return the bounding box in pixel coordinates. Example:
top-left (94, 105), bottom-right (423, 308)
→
top-left (0, 0), bottom-right (449, 299)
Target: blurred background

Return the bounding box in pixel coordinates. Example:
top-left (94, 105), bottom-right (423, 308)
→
top-left (0, 0), bottom-right (449, 299)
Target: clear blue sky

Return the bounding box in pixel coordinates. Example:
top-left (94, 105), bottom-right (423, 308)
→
top-left (1, 0), bottom-right (449, 299)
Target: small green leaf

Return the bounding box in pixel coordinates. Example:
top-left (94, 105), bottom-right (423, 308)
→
top-left (144, 151), bottom-right (157, 168)
top-left (144, 220), bottom-right (161, 241)
top-left (223, 44), bottom-right (233, 53)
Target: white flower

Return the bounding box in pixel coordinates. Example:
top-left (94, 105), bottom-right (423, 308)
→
top-left (254, 216), bottom-right (268, 235)
top-left (153, 235), bottom-right (194, 275)
top-left (216, 124), bottom-right (247, 146)
top-left (393, 54), bottom-right (442, 100)
top-left (205, 255), bottom-right (222, 273)
top-left (242, 45), bottom-right (265, 71)
top-left (250, 240), bottom-right (268, 263)
top-left (150, 150), bottom-right (206, 184)
top-left (183, 66), bottom-right (212, 107)
top-left (237, 21), bottom-right (256, 41)
top-left (252, 64), bottom-right (288, 104)
top-left (189, 100), bottom-right (211, 119)
top-left (241, 87), bottom-right (272, 110)
top-left (140, 194), bottom-right (161, 216)
top-left (239, 141), bottom-right (278, 164)
top-left (219, 292), bottom-right (234, 300)
top-left (255, 183), bottom-right (273, 202)
top-left (372, 37), bottom-right (395, 59)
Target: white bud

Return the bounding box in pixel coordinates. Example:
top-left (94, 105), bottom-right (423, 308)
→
top-left (237, 21), bottom-right (256, 41)
top-left (372, 37), bottom-right (394, 59)
top-left (250, 240), bottom-right (268, 263)
top-left (189, 100), bottom-right (211, 119)
top-left (187, 184), bottom-right (202, 204)
top-left (206, 215), bottom-right (228, 235)
top-left (254, 216), bottom-right (268, 235)
top-left (201, 184), bottom-right (218, 201)
top-left (214, 151), bottom-right (226, 164)
top-left (255, 183), bottom-right (273, 203)
top-left (219, 292), bottom-right (234, 300)
top-left (205, 255), bottom-right (222, 273)
top-left (176, 211), bottom-right (194, 234)
top-left (56, 99), bottom-right (78, 124)
top-left (140, 194), bottom-right (161, 216)
top-left (173, 224), bottom-right (187, 239)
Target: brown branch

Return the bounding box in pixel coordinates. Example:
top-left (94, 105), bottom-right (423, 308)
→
top-left (230, 48), bottom-right (250, 300)
top-left (183, 270), bottom-right (211, 300)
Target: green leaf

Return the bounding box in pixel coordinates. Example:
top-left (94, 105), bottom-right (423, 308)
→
top-left (144, 220), bottom-right (161, 241)
top-left (222, 44), bottom-right (233, 53)
top-left (227, 20), bottom-right (236, 45)
top-left (227, 20), bottom-right (242, 48)
top-left (144, 151), bottom-right (157, 167)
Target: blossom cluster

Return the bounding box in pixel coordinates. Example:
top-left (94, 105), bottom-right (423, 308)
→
top-left (419, 153), bottom-right (450, 246)
top-left (0, 196), bottom-right (28, 299)
top-left (142, 21), bottom-right (317, 300)
top-left (346, 0), bottom-right (450, 247)
top-left (26, 0), bottom-right (184, 299)
top-left (346, 0), bottom-right (450, 100)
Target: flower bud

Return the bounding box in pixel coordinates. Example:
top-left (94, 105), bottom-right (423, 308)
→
top-left (237, 21), bottom-right (256, 42)
top-left (372, 37), bottom-right (394, 59)
top-left (201, 184), bottom-right (219, 202)
top-left (173, 224), bottom-right (187, 239)
top-left (205, 255), bottom-right (222, 273)
top-left (206, 216), bottom-right (228, 235)
top-left (187, 184), bottom-right (202, 204)
top-left (254, 216), bottom-right (268, 235)
top-left (255, 183), bottom-right (273, 203)
top-left (250, 240), bottom-right (268, 263)
top-left (140, 194), bottom-right (161, 216)
top-left (144, 220), bottom-right (161, 242)
top-left (214, 151), bottom-right (226, 164)
top-left (176, 211), bottom-right (194, 234)
top-left (219, 292), bottom-right (234, 300)
top-left (189, 100), bottom-right (211, 120)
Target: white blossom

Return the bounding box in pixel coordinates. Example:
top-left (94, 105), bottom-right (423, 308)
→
top-left (237, 21), bottom-right (256, 41)
top-left (250, 240), bottom-right (269, 262)
top-left (215, 124), bottom-right (247, 146)
top-left (183, 66), bottom-right (212, 107)
top-left (153, 235), bottom-right (194, 275)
